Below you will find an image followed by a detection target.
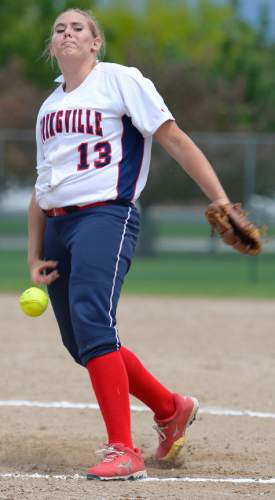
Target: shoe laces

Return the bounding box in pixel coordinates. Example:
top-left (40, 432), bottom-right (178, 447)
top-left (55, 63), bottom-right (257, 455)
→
top-left (153, 423), bottom-right (168, 443)
top-left (96, 445), bottom-right (125, 463)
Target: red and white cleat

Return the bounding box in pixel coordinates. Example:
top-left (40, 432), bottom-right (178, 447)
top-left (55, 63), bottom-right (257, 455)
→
top-left (153, 394), bottom-right (199, 461)
top-left (86, 443), bottom-right (147, 481)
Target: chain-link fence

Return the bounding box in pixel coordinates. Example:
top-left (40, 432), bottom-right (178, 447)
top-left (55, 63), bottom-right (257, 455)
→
top-left (1, 129), bottom-right (275, 254)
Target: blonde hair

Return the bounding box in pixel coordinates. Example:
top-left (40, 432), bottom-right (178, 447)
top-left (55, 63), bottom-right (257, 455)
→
top-left (46, 8), bottom-right (106, 61)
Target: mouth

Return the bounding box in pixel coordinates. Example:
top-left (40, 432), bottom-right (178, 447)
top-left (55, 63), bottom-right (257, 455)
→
top-left (61, 41), bottom-right (76, 48)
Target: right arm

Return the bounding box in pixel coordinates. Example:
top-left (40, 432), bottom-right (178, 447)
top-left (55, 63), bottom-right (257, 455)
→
top-left (28, 190), bottom-right (59, 285)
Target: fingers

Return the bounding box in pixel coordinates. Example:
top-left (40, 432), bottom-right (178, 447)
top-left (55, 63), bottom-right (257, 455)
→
top-left (38, 260), bottom-right (59, 271)
top-left (32, 269), bottom-right (60, 286)
top-left (30, 260), bottom-right (60, 286)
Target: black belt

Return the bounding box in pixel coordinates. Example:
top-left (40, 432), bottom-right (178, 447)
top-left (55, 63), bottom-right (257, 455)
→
top-left (44, 199), bottom-right (134, 217)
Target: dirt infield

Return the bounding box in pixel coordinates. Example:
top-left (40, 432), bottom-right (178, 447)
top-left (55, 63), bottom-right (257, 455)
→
top-left (0, 294), bottom-right (275, 499)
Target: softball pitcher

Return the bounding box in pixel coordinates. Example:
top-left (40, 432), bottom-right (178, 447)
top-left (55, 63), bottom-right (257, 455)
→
top-left (28, 8), bottom-right (230, 480)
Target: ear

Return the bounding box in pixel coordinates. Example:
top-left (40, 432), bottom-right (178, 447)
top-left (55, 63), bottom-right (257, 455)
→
top-left (91, 36), bottom-right (102, 53)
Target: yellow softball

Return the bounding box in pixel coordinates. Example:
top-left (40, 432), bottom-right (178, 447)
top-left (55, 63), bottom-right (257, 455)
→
top-left (19, 287), bottom-right (48, 317)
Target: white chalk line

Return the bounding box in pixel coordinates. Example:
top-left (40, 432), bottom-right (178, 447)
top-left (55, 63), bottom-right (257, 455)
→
top-left (0, 400), bottom-right (275, 420)
top-left (0, 472), bottom-right (275, 484)
top-left (1, 402), bottom-right (274, 487)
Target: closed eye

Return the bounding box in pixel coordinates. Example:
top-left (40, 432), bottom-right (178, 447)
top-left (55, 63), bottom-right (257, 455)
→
top-left (54, 23), bottom-right (84, 33)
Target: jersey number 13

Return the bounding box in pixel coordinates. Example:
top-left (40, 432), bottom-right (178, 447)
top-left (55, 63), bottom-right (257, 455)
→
top-left (77, 141), bottom-right (112, 170)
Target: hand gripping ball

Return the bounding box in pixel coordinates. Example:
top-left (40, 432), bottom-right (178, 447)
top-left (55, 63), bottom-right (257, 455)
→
top-left (19, 287), bottom-right (48, 317)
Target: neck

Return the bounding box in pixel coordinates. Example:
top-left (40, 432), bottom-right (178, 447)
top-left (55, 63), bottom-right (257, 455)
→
top-left (60, 58), bottom-right (97, 92)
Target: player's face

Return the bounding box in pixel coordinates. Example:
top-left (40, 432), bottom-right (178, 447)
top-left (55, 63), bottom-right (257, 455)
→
top-left (51, 11), bottom-right (101, 66)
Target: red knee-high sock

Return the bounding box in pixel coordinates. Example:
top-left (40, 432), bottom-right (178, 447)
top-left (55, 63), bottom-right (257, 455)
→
top-left (120, 346), bottom-right (175, 420)
top-left (87, 351), bottom-right (133, 449)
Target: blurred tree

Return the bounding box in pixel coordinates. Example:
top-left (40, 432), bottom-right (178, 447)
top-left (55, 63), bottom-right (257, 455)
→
top-left (2, 0), bottom-right (275, 131)
top-left (0, 0), bottom-right (98, 126)
top-left (212, 2), bottom-right (275, 131)
top-left (1, 0), bottom-right (275, 205)
top-left (0, 0), bottom-right (97, 87)
top-left (229, 0), bottom-right (240, 12)
top-left (95, 0), bottom-right (275, 132)
top-left (95, 0), bottom-right (233, 67)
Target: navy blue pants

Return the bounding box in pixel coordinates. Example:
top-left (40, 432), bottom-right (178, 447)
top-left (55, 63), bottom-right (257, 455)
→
top-left (44, 204), bottom-right (140, 366)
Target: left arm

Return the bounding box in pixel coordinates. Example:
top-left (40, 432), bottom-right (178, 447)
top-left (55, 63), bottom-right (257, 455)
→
top-left (154, 121), bottom-right (229, 205)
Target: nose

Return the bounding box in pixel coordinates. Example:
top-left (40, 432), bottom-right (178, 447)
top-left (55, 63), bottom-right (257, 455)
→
top-left (64, 26), bottom-right (73, 37)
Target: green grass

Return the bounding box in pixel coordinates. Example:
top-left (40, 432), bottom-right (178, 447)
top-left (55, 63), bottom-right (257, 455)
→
top-left (1, 251), bottom-right (274, 298)
top-left (155, 222), bottom-right (210, 237)
top-left (124, 254), bottom-right (275, 297)
top-left (1, 214), bottom-right (273, 238)
top-left (0, 214), bottom-right (28, 235)
top-left (154, 221), bottom-right (274, 238)
top-left (0, 251), bottom-right (30, 291)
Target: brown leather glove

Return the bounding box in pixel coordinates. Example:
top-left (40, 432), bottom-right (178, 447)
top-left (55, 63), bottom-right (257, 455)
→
top-left (205, 203), bottom-right (262, 255)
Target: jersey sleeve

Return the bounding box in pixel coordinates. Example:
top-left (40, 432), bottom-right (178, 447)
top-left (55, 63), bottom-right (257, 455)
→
top-left (115, 67), bottom-right (174, 137)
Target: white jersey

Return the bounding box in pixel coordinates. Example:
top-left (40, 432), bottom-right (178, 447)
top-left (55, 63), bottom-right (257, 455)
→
top-left (35, 62), bottom-right (174, 210)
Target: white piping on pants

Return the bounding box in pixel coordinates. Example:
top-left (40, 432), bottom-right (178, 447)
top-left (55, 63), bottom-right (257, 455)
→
top-left (108, 207), bottom-right (132, 348)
